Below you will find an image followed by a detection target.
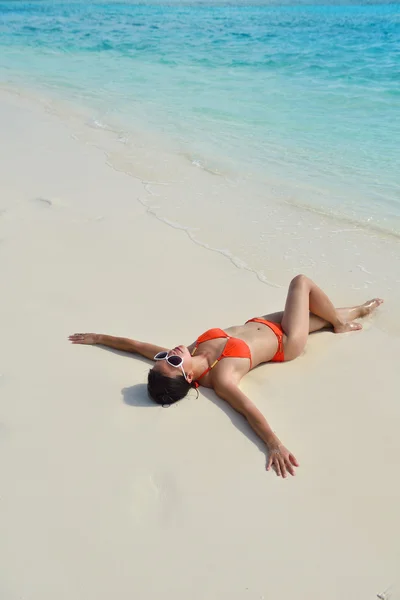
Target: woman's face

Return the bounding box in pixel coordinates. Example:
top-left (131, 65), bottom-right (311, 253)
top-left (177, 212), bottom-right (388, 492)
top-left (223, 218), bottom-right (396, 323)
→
top-left (152, 345), bottom-right (193, 382)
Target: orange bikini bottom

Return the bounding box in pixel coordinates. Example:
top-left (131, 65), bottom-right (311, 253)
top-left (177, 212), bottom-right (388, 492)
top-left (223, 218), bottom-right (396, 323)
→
top-left (246, 318), bottom-right (285, 362)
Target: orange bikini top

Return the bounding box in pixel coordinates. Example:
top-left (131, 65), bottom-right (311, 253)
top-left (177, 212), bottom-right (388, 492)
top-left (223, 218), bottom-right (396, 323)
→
top-left (192, 328), bottom-right (252, 381)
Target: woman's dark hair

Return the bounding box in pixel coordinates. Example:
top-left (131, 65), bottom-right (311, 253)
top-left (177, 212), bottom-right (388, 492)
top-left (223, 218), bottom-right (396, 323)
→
top-left (147, 368), bottom-right (192, 406)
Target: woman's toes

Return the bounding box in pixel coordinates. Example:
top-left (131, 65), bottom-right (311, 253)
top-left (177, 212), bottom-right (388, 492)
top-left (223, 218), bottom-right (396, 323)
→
top-left (334, 322), bottom-right (363, 333)
top-left (361, 298), bottom-right (384, 317)
top-left (365, 298), bottom-right (384, 309)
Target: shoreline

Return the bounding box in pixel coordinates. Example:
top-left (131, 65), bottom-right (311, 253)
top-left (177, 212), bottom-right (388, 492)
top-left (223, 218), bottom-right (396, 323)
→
top-left (2, 83), bottom-right (400, 305)
top-left (1, 85), bottom-right (400, 600)
top-left (2, 81), bottom-right (400, 241)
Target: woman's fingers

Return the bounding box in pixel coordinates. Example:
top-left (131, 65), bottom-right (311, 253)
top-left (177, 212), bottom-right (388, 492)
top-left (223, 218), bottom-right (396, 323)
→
top-left (69, 333), bottom-right (92, 344)
top-left (273, 457), bottom-right (281, 477)
top-left (285, 458), bottom-right (295, 476)
top-left (267, 447), bottom-right (299, 477)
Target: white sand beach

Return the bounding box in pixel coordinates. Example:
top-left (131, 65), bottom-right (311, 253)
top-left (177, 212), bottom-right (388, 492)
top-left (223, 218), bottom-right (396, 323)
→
top-left (1, 87), bottom-right (399, 600)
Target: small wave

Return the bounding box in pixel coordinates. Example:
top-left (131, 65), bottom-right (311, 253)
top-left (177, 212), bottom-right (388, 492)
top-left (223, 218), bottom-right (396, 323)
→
top-left (191, 159), bottom-right (203, 169)
top-left (187, 156), bottom-right (222, 176)
top-left (285, 197), bottom-right (400, 241)
top-left (137, 197), bottom-right (280, 288)
top-left (89, 41), bottom-right (114, 52)
top-left (85, 117), bottom-right (109, 130)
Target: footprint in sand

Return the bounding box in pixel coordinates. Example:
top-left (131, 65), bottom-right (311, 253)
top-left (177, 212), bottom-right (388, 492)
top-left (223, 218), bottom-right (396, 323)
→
top-left (33, 196), bottom-right (53, 206)
top-left (129, 471), bottom-right (179, 528)
top-left (31, 196), bottom-right (67, 209)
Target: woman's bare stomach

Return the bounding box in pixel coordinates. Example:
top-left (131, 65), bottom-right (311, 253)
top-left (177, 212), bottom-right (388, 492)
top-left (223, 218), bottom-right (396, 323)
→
top-left (224, 320), bottom-right (285, 367)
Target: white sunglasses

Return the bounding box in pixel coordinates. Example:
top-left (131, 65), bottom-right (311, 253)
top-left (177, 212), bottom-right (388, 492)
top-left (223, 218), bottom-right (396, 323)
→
top-left (154, 351), bottom-right (187, 380)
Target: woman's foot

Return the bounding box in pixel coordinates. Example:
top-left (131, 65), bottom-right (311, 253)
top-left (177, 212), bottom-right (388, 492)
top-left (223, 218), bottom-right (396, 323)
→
top-left (334, 321), bottom-right (363, 333)
top-left (359, 298), bottom-right (384, 317)
top-left (334, 298), bottom-right (384, 333)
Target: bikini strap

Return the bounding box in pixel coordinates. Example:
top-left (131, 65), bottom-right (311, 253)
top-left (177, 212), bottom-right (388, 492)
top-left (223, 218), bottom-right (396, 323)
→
top-left (192, 329), bottom-right (230, 381)
top-left (196, 356), bottom-right (223, 381)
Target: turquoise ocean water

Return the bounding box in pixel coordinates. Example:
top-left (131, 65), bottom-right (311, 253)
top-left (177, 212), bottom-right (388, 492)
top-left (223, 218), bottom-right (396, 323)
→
top-left (1, 1), bottom-right (400, 236)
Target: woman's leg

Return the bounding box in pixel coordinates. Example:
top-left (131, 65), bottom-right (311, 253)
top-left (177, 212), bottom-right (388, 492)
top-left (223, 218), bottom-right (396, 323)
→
top-left (264, 301), bottom-right (381, 335)
top-left (274, 275), bottom-right (382, 361)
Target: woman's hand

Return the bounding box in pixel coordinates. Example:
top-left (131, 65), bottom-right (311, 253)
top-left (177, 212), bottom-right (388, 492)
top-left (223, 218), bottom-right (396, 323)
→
top-left (266, 439), bottom-right (299, 477)
top-left (69, 333), bottom-right (100, 345)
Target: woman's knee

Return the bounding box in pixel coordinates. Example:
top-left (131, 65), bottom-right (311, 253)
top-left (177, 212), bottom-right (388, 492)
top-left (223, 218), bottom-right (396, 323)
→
top-left (290, 273), bottom-right (309, 289)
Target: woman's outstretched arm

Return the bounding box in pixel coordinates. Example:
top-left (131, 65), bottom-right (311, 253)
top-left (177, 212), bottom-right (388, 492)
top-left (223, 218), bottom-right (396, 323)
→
top-left (69, 333), bottom-right (168, 360)
top-left (214, 380), bottom-right (299, 477)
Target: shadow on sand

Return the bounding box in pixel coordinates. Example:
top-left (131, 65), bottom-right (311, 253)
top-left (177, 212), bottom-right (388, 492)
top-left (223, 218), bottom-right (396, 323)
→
top-left (97, 344), bottom-right (268, 462)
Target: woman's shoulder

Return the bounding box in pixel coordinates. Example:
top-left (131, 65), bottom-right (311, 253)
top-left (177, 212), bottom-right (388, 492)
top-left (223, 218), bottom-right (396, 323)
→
top-left (208, 360), bottom-right (243, 387)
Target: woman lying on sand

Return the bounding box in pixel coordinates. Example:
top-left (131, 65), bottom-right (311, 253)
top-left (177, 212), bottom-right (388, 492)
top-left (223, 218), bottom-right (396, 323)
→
top-left (70, 275), bottom-right (382, 478)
